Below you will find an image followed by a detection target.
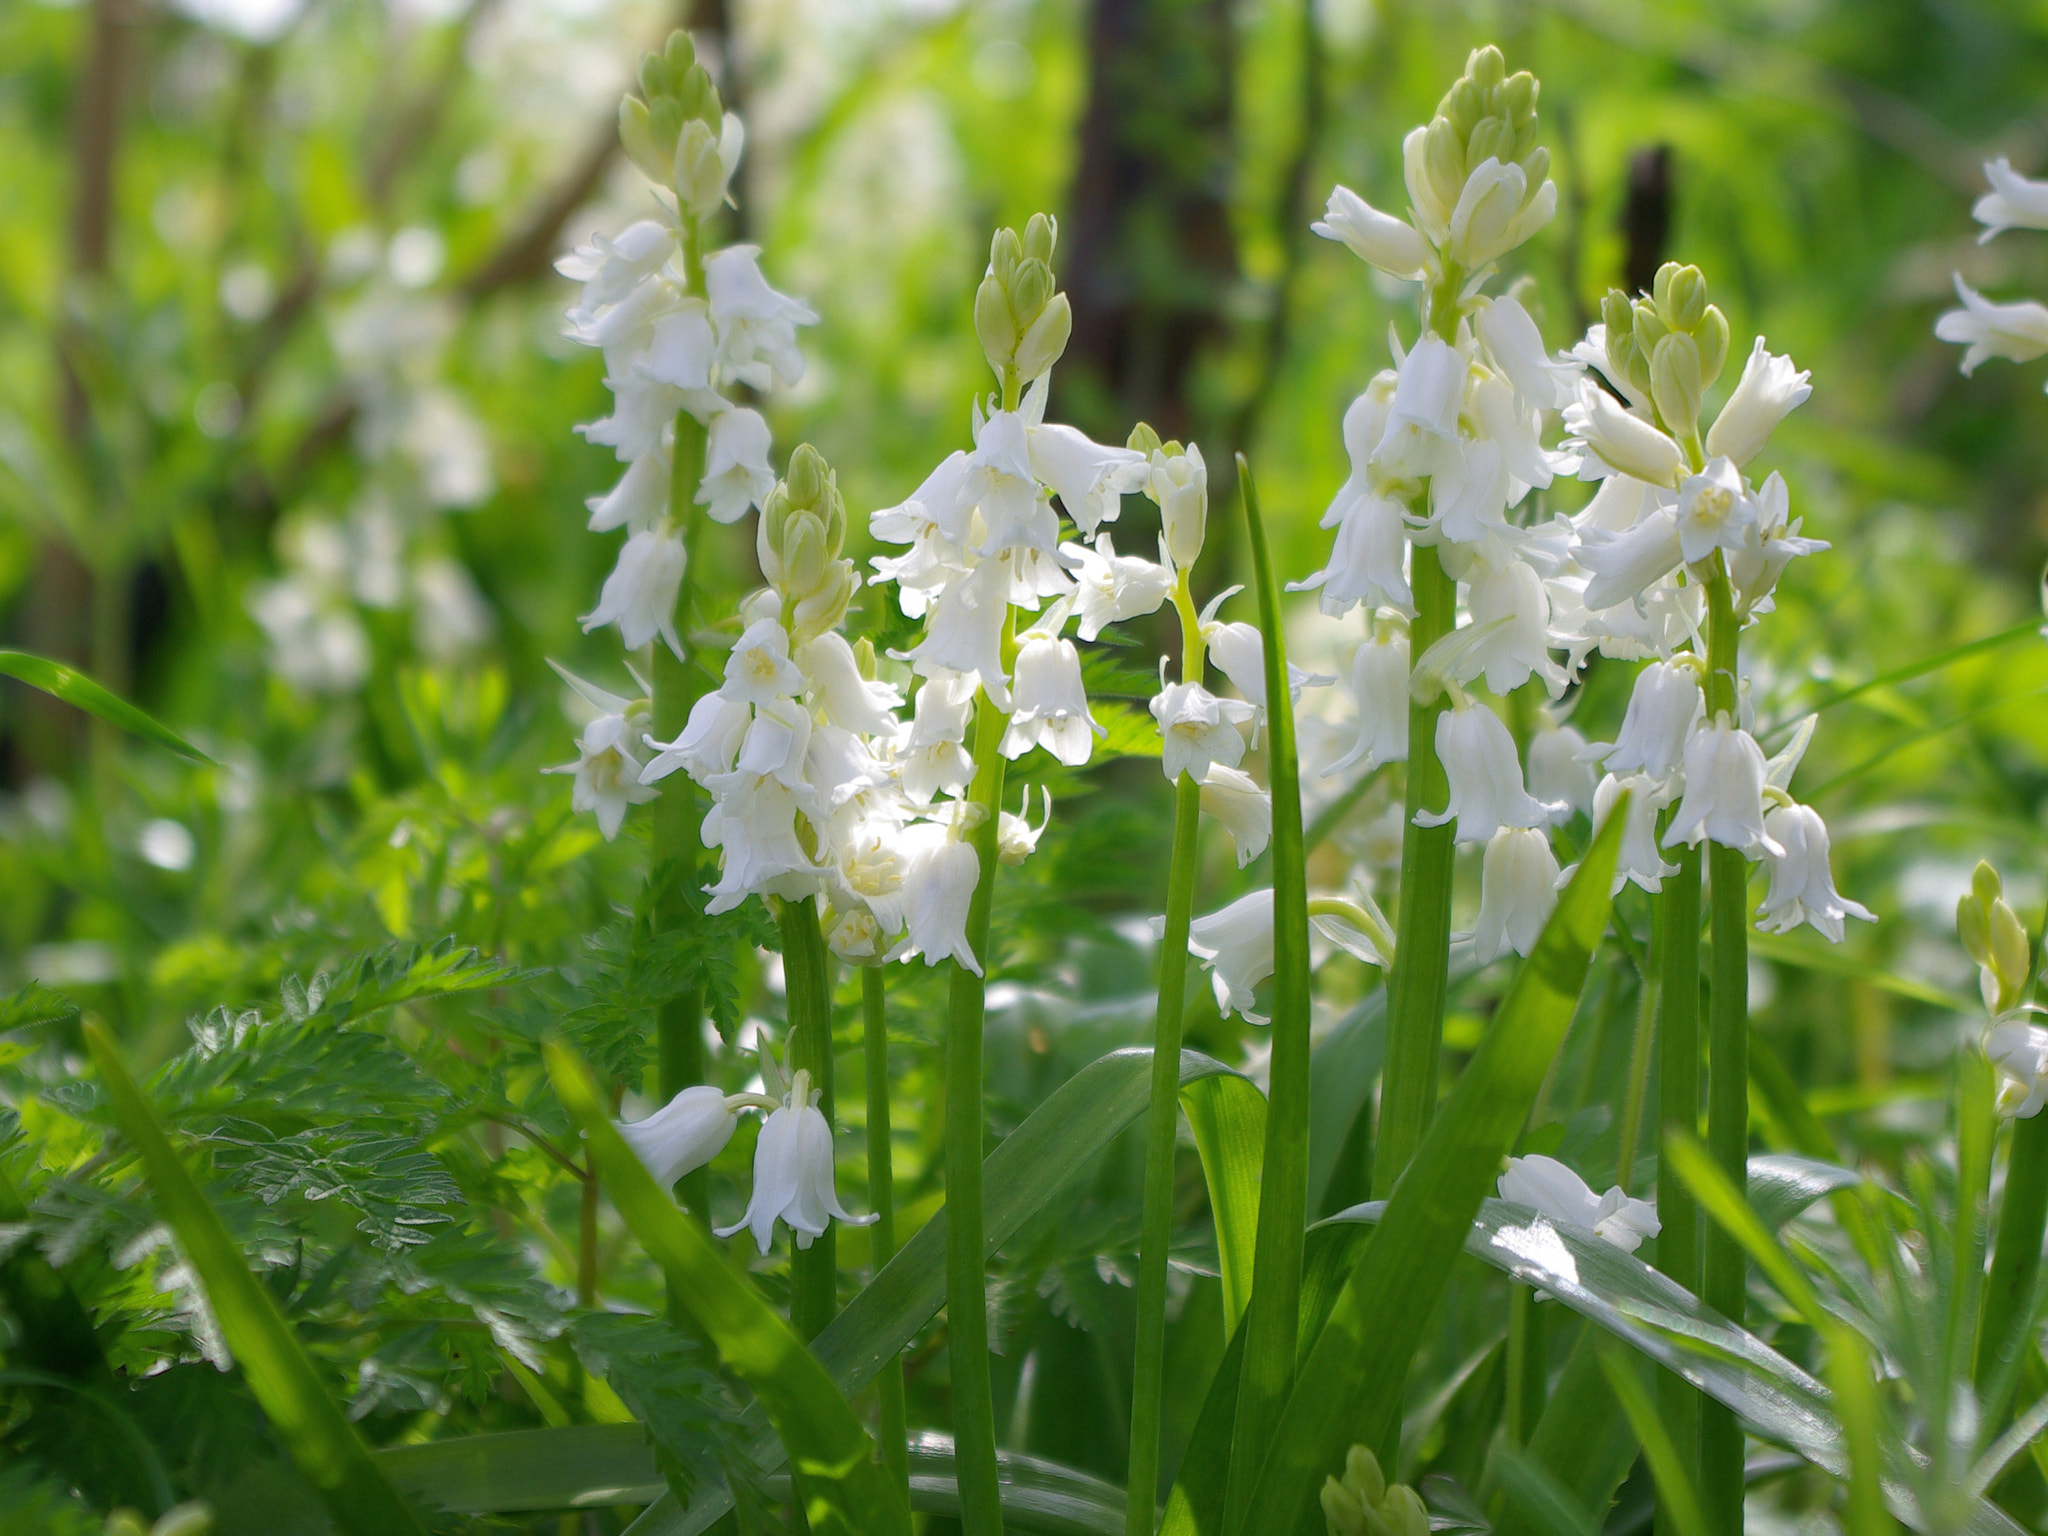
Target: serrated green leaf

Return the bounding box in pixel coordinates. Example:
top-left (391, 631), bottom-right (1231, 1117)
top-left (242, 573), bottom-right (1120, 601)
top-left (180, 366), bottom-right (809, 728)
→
top-left (83, 1023), bottom-right (431, 1536)
top-left (0, 650), bottom-right (214, 763)
top-left (0, 983), bottom-right (78, 1034)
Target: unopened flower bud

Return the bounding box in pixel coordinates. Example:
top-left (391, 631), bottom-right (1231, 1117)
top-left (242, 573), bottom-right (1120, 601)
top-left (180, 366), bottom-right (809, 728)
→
top-left (1014, 291), bottom-right (1072, 382)
top-left (1023, 211), bottom-right (1058, 266)
top-left (786, 442), bottom-right (828, 511)
top-left (990, 226), bottom-right (1024, 288)
top-left (852, 635), bottom-right (879, 681)
top-left (153, 1506), bottom-right (217, 1536)
top-left (1650, 331), bottom-right (1703, 440)
top-left (975, 274), bottom-right (1019, 364)
top-left (791, 561), bottom-right (855, 643)
top-left (1696, 304), bottom-right (1730, 386)
top-left (1655, 261), bottom-right (1708, 331)
top-left (1010, 258), bottom-right (1054, 325)
top-left (1631, 297), bottom-right (1670, 356)
top-left (782, 516), bottom-right (827, 601)
top-left (1467, 43), bottom-right (1505, 92)
top-left (1960, 861), bottom-right (2033, 1014)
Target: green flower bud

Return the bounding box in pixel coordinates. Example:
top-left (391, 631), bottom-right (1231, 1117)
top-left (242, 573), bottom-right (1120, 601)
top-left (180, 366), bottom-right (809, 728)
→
top-left (1960, 861), bottom-right (2034, 1015)
top-left (786, 442), bottom-right (828, 512)
top-left (1655, 262), bottom-right (1708, 331)
top-left (1519, 141), bottom-right (1549, 185)
top-left (1320, 1444), bottom-right (1425, 1536)
top-left (1466, 116), bottom-right (1505, 170)
top-left (1696, 305), bottom-right (1730, 388)
top-left (990, 227), bottom-right (1024, 290)
top-left (783, 515), bottom-right (827, 602)
top-left (1010, 257), bottom-right (1055, 328)
top-left (976, 273), bottom-right (1019, 371)
top-left (104, 1515), bottom-right (149, 1536)
top-left (1339, 1444), bottom-right (1387, 1505)
top-left (1650, 331), bottom-right (1703, 441)
top-left (1467, 44), bottom-right (1506, 93)
top-left (1502, 71), bottom-right (1537, 129)
top-left (1127, 421), bottom-right (1164, 457)
top-left (1445, 79), bottom-right (1484, 143)
top-left (1631, 298), bottom-right (1669, 355)
top-left (1023, 211), bottom-right (1058, 267)
top-left (1321, 1478), bottom-right (1369, 1536)
top-left (1600, 289), bottom-right (1634, 342)
top-left (792, 561), bottom-right (855, 643)
top-left (618, 97), bottom-right (669, 187)
top-left (1380, 1486), bottom-right (1430, 1536)
top-left (1014, 291), bottom-right (1072, 383)
top-left (1424, 117), bottom-right (1465, 216)
top-left (852, 635), bottom-right (879, 681)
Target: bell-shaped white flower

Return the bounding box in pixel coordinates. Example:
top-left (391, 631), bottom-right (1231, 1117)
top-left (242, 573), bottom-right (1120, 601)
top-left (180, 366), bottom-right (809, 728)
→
top-left (1414, 699), bottom-right (1564, 844)
top-left (618, 1084), bottom-right (746, 1189)
top-left (1972, 156), bottom-right (2048, 243)
top-left (899, 673), bottom-right (978, 805)
top-left (546, 706), bottom-right (660, 841)
top-left (1151, 679), bottom-right (1254, 784)
top-left (1184, 888), bottom-right (1275, 1023)
top-left (1027, 421), bottom-right (1148, 540)
top-left (639, 300), bottom-right (717, 394)
top-left (1593, 660), bottom-right (1702, 781)
top-left (1589, 771), bottom-right (1677, 895)
top-left (997, 786), bottom-right (1053, 867)
top-left (1371, 336), bottom-right (1466, 480)
top-left (1002, 630), bottom-right (1102, 766)
top-left (583, 527), bottom-right (687, 656)
top-left (1151, 443), bottom-right (1209, 570)
top-left (557, 220), bottom-right (676, 316)
top-left (701, 771), bottom-right (820, 913)
top-left (642, 690), bottom-right (753, 785)
top-left (1563, 378), bottom-right (1683, 486)
top-left (1662, 714), bottom-right (1782, 858)
top-left (723, 616), bottom-right (807, 704)
top-left (1327, 623), bottom-right (1409, 776)
top-left (700, 407), bottom-right (776, 524)
top-left (1474, 827), bottom-right (1560, 963)
top-left (1312, 185), bottom-right (1431, 280)
top-left (1464, 556), bottom-right (1566, 697)
top-left (904, 558), bottom-right (1013, 707)
top-left (1987, 1020), bottom-right (2048, 1119)
top-left (586, 448), bottom-right (671, 535)
top-left (1429, 438), bottom-right (1515, 550)
top-left (1498, 1154), bottom-right (1660, 1254)
top-left (1756, 802), bottom-right (1873, 943)
top-left (1673, 456), bottom-right (1755, 566)
top-left (966, 407), bottom-right (1059, 556)
top-left (1476, 294), bottom-right (1580, 410)
top-left (1068, 533), bottom-right (1174, 641)
top-left (1935, 275), bottom-right (2048, 377)
top-left (900, 834), bottom-right (984, 973)
top-left (716, 1069), bottom-right (875, 1254)
top-left (673, 112), bottom-right (746, 220)
top-left (1704, 339), bottom-right (1811, 467)
top-left (1727, 472), bottom-right (1828, 619)
top-left (1577, 508), bottom-right (1684, 614)
top-left (798, 631), bottom-right (904, 737)
top-left (703, 244), bottom-right (817, 391)
top-left (1199, 765), bottom-right (1271, 868)
top-left (1293, 486), bottom-right (1411, 618)
top-left (1525, 720), bottom-right (1595, 817)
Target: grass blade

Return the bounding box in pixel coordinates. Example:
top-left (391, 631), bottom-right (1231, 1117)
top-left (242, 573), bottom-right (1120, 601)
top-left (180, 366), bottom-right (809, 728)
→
top-left (544, 1039), bottom-right (911, 1536)
top-left (1219, 453), bottom-right (1314, 1536)
top-left (1243, 797), bottom-right (1626, 1536)
top-left (82, 1022), bottom-right (429, 1536)
top-left (0, 650), bottom-right (214, 763)
top-left (1597, 1344), bottom-right (1712, 1536)
top-left (1181, 1070), bottom-right (1266, 1336)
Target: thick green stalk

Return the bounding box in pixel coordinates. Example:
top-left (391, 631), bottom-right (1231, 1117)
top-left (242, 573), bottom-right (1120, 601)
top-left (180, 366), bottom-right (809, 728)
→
top-left (1503, 1286), bottom-right (1545, 1447)
top-left (1127, 770), bottom-right (1203, 1536)
top-left (1616, 932), bottom-right (1659, 1197)
top-left (1700, 564), bottom-right (1747, 1535)
top-left (1219, 457), bottom-right (1313, 1536)
top-left (862, 965), bottom-right (910, 1499)
top-left (1978, 1111), bottom-right (2048, 1406)
top-left (945, 689), bottom-right (1010, 1536)
top-left (780, 896), bottom-right (838, 1341)
top-left (1654, 840), bottom-right (1702, 1536)
top-left (655, 408), bottom-right (712, 1225)
top-left (1375, 543), bottom-right (1457, 1196)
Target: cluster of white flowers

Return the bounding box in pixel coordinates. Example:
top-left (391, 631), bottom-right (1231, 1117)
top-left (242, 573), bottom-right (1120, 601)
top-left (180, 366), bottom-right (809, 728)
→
top-left (547, 34), bottom-right (814, 842)
top-left (250, 266), bottom-right (494, 694)
top-left (1936, 157), bottom-right (2048, 386)
top-left (1285, 45), bottom-right (1867, 965)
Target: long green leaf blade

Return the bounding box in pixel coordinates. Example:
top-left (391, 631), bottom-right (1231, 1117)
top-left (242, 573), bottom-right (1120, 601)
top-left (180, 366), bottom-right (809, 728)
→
top-left (1181, 1071), bottom-right (1266, 1336)
top-left (1244, 799), bottom-right (1626, 1536)
top-left (0, 650), bottom-right (214, 763)
top-left (544, 1039), bottom-right (910, 1536)
top-left (1220, 452), bottom-right (1314, 1536)
top-left (82, 1022), bottom-right (430, 1536)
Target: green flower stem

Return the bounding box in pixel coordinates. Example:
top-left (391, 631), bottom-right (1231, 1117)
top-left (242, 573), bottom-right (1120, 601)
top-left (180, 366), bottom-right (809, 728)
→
top-left (655, 408), bottom-right (712, 1228)
top-left (1375, 542), bottom-right (1457, 1197)
top-left (1220, 457), bottom-right (1314, 1536)
top-left (946, 684), bottom-right (1011, 1536)
top-left (1700, 560), bottom-right (1748, 1536)
top-left (862, 965), bottom-right (910, 1499)
top-left (1126, 571), bottom-right (1207, 1536)
top-left (1504, 1284), bottom-right (1545, 1447)
top-left (780, 895), bottom-right (838, 1342)
top-left (1615, 927), bottom-right (1659, 1197)
top-left (1654, 844), bottom-right (1703, 1536)
top-left (1977, 1109), bottom-right (2048, 1408)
